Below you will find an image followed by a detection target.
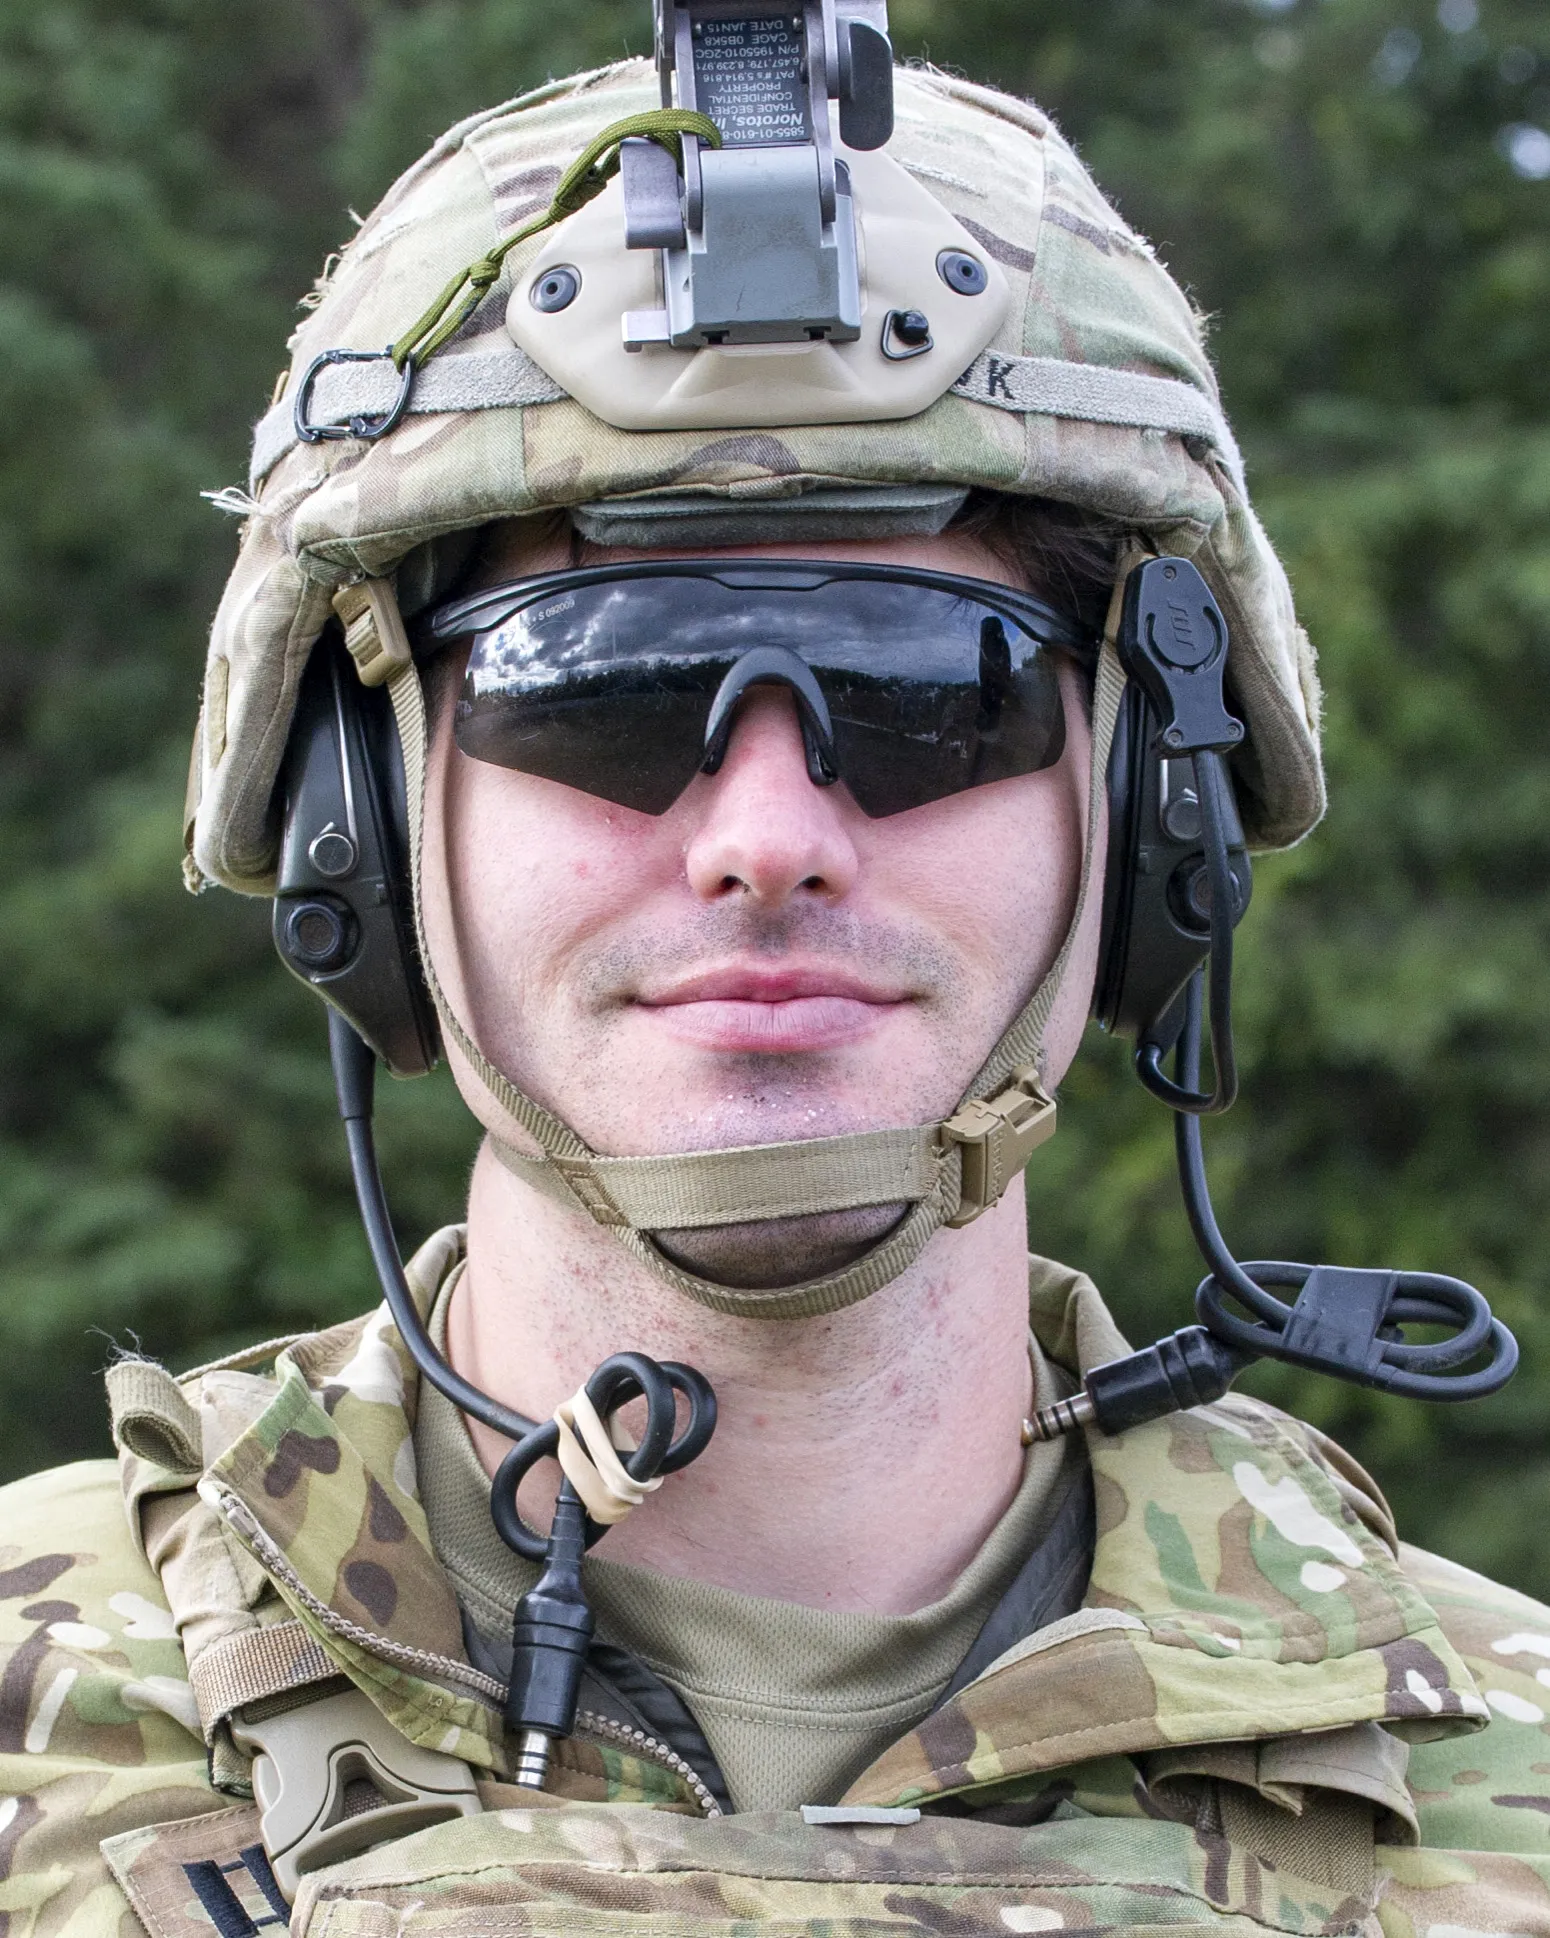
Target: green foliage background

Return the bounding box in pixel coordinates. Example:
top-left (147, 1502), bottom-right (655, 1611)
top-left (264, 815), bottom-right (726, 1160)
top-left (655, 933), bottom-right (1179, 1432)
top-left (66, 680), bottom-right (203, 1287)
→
top-left (2, 0), bottom-right (1547, 1586)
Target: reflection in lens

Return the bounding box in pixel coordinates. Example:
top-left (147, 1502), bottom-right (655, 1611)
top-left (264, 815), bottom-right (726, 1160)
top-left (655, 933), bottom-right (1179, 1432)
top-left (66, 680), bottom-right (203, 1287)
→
top-left (454, 569), bottom-right (1074, 817)
top-left (976, 617), bottom-right (1012, 733)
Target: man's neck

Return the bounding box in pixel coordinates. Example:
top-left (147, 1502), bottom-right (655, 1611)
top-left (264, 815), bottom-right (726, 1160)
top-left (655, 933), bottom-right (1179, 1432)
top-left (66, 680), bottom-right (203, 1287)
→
top-left (445, 1143), bottom-right (1037, 1615)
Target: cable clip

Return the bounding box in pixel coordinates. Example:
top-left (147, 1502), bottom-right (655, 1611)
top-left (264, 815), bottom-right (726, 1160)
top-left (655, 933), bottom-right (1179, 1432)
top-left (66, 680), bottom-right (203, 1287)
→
top-left (1117, 560), bottom-right (1251, 1118)
top-left (943, 1076), bottom-right (1057, 1227)
top-left (1116, 557), bottom-right (1243, 757)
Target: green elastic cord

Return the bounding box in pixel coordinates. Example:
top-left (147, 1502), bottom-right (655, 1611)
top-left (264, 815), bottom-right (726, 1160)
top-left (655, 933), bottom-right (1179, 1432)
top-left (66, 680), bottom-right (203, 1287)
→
top-left (389, 109), bottom-right (722, 375)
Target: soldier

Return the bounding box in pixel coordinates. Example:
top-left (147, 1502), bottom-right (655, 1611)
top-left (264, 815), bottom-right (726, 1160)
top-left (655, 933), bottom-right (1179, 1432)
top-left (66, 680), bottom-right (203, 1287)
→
top-left (3, 26), bottom-right (1549, 1938)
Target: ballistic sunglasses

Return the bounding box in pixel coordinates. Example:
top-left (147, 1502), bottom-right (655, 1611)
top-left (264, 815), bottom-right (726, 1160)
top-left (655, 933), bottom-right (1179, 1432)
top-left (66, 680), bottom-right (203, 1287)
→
top-left (427, 559), bottom-right (1096, 819)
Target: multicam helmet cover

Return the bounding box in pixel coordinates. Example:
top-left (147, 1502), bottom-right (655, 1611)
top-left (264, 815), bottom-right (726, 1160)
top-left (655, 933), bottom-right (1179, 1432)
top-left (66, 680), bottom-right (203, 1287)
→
top-left (188, 57), bottom-right (1321, 897)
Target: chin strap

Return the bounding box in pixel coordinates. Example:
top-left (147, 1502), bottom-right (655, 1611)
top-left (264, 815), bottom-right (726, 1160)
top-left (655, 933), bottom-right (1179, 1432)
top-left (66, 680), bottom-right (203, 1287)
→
top-left (331, 562), bottom-right (1128, 1321)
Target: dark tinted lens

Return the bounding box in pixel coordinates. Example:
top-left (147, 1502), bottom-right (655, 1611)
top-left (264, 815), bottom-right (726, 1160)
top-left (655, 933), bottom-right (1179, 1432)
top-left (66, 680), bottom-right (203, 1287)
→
top-left (455, 581), bottom-right (736, 813)
top-left (457, 672), bottom-right (716, 815)
top-left (453, 571), bottom-right (1071, 817)
top-left (806, 598), bottom-right (1068, 817)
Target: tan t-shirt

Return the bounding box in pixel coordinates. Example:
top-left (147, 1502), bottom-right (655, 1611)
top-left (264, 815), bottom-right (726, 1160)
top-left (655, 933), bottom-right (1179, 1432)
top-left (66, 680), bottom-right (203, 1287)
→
top-left (413, 1254), bottom-right (1088, 1812)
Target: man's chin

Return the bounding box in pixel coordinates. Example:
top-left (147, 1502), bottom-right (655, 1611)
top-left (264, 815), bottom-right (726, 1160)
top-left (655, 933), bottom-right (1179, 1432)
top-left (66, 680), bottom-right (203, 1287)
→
top-left (651, 1203), bottom-right (909, 1291)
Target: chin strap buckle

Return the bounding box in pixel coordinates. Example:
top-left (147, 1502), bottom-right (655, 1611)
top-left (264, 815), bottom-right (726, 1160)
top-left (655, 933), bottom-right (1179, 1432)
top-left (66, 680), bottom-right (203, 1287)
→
top-left (230, 1684), bottom-right (481, 1903)
top-left (941, 1074), bottom-right (1057, 1228)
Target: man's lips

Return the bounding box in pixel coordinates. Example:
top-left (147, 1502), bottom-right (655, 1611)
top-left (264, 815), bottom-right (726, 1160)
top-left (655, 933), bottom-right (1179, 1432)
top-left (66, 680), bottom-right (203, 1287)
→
top-left (640, 964), bottom-right (907, 1005)
top-left (634, 964), bottom-right (911, 1052)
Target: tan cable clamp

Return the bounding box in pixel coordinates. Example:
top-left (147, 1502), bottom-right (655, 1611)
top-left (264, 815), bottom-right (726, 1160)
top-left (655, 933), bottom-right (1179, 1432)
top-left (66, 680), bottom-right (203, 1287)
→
top-left (940, 1073), bottom-right (1057, 1228)
top-left (333, 581), bottom-right (413, 688)
top-left (552, 1384), bottom-right (662, 1525)
top-left (230, 1683), bottom-right (480, 1903)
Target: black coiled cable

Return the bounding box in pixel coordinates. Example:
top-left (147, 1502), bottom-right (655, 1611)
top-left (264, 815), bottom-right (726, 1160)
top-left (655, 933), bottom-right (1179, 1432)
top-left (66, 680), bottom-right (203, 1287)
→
top-left (1173, 976), bottom-right (1518, 1401)
top-left (491, 1354), bottom-right (717, 1562)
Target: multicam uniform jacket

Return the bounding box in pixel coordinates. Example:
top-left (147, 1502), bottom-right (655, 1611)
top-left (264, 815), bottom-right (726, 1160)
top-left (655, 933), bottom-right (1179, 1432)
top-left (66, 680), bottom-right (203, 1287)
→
top-left (3, 1248), bottom-right (1550, 1938)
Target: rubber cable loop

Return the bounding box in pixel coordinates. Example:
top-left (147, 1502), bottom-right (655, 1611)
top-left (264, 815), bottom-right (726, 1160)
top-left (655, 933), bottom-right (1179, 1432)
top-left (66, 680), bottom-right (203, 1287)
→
top-left (1171, 979), bottom-right (1518, 1400)
top-left (491, 1356), bottom-right (716, 1562)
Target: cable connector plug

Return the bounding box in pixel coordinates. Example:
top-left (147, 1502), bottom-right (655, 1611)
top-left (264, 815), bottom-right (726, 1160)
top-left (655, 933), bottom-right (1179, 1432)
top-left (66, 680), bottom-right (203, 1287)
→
top-left (1025, 1324), bottom-right (1249, 1441)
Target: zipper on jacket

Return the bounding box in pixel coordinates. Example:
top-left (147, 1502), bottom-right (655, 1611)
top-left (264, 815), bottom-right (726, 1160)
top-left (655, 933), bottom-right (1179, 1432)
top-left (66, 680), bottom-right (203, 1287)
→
top-left (575, 1708), bottom-right (722, 1817)
top-left (208, 1483), bottom-right (721, 1815)
top-left (205, 1483), bottom-right (508, 1704)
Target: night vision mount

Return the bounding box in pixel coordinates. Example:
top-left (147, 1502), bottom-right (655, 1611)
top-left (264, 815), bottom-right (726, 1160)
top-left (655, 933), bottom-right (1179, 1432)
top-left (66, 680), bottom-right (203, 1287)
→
top-left (505, 0), bottom-right (1007, 429)
top-left (621, 0), bottom-right (893, 349)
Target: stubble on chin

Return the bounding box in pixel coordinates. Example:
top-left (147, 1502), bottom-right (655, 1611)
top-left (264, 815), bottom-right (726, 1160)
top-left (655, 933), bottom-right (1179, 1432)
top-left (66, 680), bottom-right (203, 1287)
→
top-left (463, 901), bottom-right (1035, 1289)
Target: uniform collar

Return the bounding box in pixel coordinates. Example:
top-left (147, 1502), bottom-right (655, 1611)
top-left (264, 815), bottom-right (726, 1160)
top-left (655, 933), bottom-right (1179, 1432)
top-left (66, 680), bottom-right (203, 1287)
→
top-left (189, 1232), bottom-right (1485, 1804)
top-left (844, 1258), bottom-right (1486, 1805)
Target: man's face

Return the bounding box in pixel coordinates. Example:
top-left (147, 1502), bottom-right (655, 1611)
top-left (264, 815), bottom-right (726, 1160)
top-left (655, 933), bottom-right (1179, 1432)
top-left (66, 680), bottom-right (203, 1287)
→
top-left (422, 526), bottom-right (1102, 1287)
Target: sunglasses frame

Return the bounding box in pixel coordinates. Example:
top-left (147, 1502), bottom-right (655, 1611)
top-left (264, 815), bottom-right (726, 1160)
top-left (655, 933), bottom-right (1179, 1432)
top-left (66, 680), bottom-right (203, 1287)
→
top-left (426, 555), bottom-right (1097, 660)
top-left (275, 559), bottom-right (1229, 1080)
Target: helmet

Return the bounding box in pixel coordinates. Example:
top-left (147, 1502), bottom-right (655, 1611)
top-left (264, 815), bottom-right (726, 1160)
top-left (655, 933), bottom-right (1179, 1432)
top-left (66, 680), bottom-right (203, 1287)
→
top-left (191, 56), bottom-right (1321, 891)
top-left (186, 51), bottom-right (1325, 1321)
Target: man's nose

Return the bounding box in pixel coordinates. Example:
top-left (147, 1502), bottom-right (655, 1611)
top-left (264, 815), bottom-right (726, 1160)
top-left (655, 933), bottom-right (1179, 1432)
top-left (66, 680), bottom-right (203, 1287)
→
top-left (683, 686), bottom-right (860, 906)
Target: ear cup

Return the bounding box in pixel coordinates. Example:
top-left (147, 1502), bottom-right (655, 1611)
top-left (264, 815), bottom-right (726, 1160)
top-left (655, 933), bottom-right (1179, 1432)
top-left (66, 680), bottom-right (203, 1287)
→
top-left (1093, 683), bottom-right (1252, 1043)
top-left (272, 633), bottom-right (440, 1076)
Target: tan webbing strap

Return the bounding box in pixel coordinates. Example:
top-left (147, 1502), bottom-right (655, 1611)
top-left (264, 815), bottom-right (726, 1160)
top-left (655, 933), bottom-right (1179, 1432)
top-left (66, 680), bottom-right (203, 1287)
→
top-left (106, 1358), bottom-right (204, 1475)
top-left (1145, 1726), bottom-right (1391, 1901)
top-left (1220, 1786), bottom-right (1377, 1901)
top-left (345, 563), bottom-right (1127, 1320)
top-left (379, 642), bottom-right (593, 1171)
top-left (187, 1619), bottom-right (340, 1735)
top-left (489, 1120), bottom-right (945, 1228)
top-left (958, 549), bottom-right (1136, 1108)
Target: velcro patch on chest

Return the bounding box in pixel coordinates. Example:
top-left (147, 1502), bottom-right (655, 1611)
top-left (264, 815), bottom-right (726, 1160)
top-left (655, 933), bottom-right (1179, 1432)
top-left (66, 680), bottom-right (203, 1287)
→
top-left (101, 1806), bottom-right (288, 1938)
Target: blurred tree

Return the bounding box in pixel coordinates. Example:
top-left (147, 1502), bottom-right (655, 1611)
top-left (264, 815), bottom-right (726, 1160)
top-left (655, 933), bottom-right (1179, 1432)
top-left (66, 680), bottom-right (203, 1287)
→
top-left (974, 0), bottom-right (1550, 1583)
top-left (1, 0), bottom-right (1546, 1589)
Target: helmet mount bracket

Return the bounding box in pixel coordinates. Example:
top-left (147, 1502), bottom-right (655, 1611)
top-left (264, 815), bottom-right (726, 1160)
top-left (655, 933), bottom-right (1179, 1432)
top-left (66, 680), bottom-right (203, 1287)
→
top-left (499, 0), bottom-right (1010, 432)
top-left (625, 0), bottom-right (894, 351)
